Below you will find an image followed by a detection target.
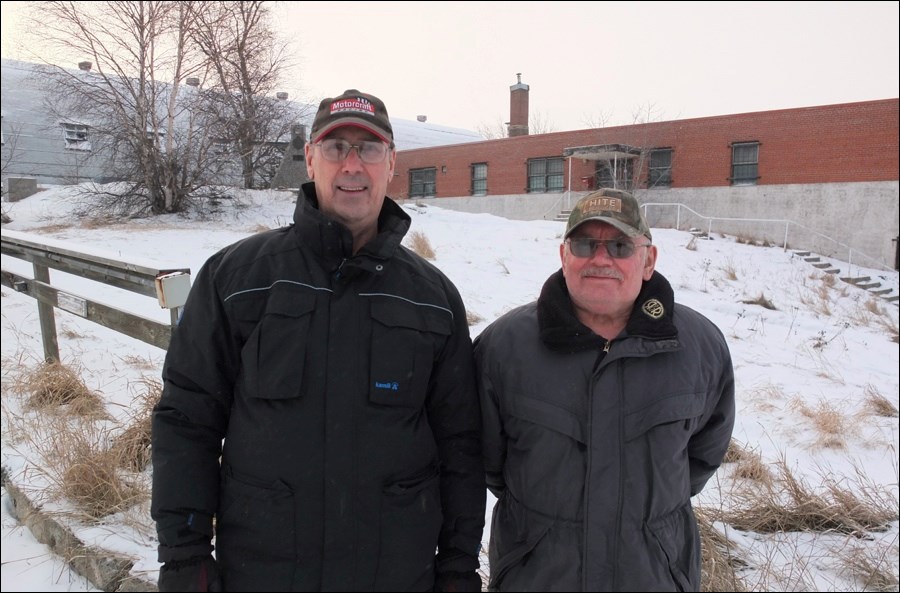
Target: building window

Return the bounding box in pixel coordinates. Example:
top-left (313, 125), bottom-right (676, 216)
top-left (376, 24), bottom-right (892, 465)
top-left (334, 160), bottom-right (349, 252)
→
top-left (527, 157), bottom-right (564, 193)
top-left (61, 122), bottom-right (91, 151)
top-left (731, 142), bottom-right (759, 185)
top-left (648, 148), bottom-right (673, 187)
top-left (409, 167), bottom-right (436, 198)
top-left (471, 163), bottom-right (487, 196)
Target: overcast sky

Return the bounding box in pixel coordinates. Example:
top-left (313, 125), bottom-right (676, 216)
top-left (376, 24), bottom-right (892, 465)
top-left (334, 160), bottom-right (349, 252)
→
top-left (2, 1), bottom-right (898, 132)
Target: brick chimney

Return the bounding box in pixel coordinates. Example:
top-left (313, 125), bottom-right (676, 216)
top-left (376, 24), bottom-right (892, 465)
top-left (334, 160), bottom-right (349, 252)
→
top-left (508, 73), bottom-right (529, 137)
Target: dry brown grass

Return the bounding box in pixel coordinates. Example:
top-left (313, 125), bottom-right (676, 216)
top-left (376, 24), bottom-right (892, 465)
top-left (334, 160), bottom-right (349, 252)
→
top-left (408, 230), bottom-right (436, 260)
top-left (722, 438), bottom-right (747, 464)
top-left (721, 258), bottom-right (738, 281)
top-left (466, 309), bottom-right (485, 326)
top-left (837, 538), bottom-right (900, 591)
top-left (864, 384), bottom-right (899, 418)
top-left (723, 458), bottom-right (897, 536)
top-left (734, 451), bottom-right (774, 483)
top-left (55, 427), bottom-right (146, 519)
top-left (31, 222), bottom-right (74, 233)
top-left (741, 292), bottom-right (776, 310)
top-left (696, 507), bottom-right (749, 592)
top-left (16, 360), bottom-right (107, 419)
top-left (4, 407), bottom-right (146, 520)
top-left (790, 397), bottom-right (852, 449)
top-left (820, 272), bottom-right (837, 287)
top-left (119, 354), bottom-right (159, 371)
top-left (110, 377), bottom-right (162, 472)
top-left (874, 315), bottom-right (900, 344)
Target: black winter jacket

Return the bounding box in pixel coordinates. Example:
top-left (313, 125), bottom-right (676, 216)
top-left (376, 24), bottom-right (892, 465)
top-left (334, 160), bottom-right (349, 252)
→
top-left (475, 270), bottom-right (735, 591)
top-left (152, 183), bottom-right (485, 591)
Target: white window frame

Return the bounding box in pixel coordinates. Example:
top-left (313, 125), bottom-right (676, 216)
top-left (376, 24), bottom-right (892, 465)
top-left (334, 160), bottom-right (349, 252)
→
top-left (61, 122), bottom-right (92, 151)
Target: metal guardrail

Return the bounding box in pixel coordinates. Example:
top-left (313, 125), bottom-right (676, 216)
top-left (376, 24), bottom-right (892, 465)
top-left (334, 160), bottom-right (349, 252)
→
top-left (1, 230), bottom-right (190, 360)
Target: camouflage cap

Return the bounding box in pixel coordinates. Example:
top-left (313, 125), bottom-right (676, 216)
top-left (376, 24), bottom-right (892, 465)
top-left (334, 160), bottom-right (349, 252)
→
top-left (564, 188), bottom-right (652, 240)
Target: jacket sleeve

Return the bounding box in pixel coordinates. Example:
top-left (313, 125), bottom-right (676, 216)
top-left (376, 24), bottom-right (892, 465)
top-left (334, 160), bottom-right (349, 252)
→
top-left (473, 328), bottom-right (507, 499)
top-left (688, 331), bottom-right (736, 496)
top-left (151, 250), bottom-right (238, 553)
top-left (426, 281), bottom-right (486, 576)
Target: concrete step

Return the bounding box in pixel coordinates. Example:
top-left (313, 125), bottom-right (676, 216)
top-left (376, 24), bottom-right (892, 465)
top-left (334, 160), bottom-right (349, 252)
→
top-left (793, 250), bottom-right (812, 257)
top-left (840, 276), bottom-right (871, 284)
top-left (811, 262), bottom-right (832, 269)
top-left (869, 288), bottom-right (894, 296)
top-left (855, 282), bottom-right (882, 290)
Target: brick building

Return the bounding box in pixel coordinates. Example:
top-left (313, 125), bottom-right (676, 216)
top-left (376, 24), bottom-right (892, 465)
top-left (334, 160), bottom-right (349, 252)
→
top-left (389, 81), bottom-right (898, 270)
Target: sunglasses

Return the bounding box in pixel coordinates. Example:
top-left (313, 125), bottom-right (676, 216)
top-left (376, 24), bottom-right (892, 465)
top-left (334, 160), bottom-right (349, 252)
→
top-left (566, 237), bottom-right (651, 259)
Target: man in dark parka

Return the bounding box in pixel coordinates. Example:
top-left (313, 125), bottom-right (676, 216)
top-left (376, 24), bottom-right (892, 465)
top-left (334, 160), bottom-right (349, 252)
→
top-left (476, 189), bottom-right (735, 591)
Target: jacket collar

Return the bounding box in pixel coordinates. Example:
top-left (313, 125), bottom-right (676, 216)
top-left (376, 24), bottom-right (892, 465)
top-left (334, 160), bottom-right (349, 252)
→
top-left (293, 182), bottom-right (410, 275)
top-left (537, 269), bottom-right (678, 352)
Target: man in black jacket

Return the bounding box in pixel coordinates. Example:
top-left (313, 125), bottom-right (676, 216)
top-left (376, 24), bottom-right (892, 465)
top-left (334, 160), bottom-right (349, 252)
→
top-left (151, 89), bottom-right (485, 592)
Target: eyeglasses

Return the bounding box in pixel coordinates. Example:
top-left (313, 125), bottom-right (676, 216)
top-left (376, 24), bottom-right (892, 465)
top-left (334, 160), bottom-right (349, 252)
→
top-left (315, 139), bottom-right (390, 164)
top-left (566, 237), bottom-right (651, 259)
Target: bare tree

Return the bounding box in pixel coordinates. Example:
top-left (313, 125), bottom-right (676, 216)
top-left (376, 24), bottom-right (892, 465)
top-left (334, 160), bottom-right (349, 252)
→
top-left (189, 1), bottom-right (304, 189)
top-left (476, 111), bottom-right (558, 140)
top-left (29, 1), bottom-right (224, 214)
top-left (584, 102), bottom-right (672, 193)
top-left (581, 109), bottom-right (612, 130)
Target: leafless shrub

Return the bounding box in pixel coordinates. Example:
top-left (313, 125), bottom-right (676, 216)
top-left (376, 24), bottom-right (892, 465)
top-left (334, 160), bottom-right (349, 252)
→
top-left (408, 230), bottom-right (436, 260)
top-left (724, 457), bottom-right (897, 536)
top-left (251, 223), bottom-right (271, 233)
top-left (496, 259), bottom-right (510, 275)
top-left (466, 309), bottom-right (485, 326)
top-left (16, 360), bottom-right (107, 419)
top-left (864, 384), bottom-right (898, 418)
top-left (820, 272), bottom-right (837, 287)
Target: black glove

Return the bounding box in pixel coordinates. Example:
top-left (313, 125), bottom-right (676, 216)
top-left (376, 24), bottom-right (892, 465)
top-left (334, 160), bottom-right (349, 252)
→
top-left (158, 555), bottom-right (222, 592)
top-left (434, 570), bottom-right (483, 592)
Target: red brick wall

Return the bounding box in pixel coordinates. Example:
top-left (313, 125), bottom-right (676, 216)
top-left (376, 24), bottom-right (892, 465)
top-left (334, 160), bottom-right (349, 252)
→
top-left (389, 99), bottom-right (899, 200)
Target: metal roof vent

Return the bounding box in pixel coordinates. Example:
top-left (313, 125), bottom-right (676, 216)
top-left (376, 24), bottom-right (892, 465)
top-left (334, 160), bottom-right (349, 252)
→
top-left (417, 115), bottom-right (427, 122)
top-left (276, 92), bottom-right (288, 100)
top-left (78, 61), bottom-right (92, 71)
top-left (185, 77), bottom-right (200, 87)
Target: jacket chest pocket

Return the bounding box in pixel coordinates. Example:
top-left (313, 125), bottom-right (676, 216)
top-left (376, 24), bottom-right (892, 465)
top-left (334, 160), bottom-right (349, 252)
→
top-left (237, 290), bottom-right (316, 400)
top-left (624, 391), bottom-right (706, 443)
top-left (369, 299), bottom-right (452, 409)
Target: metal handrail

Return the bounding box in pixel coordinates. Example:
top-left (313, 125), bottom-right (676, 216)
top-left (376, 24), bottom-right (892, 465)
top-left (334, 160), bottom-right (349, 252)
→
top-left (640, 202), bottom-right (894, 274)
